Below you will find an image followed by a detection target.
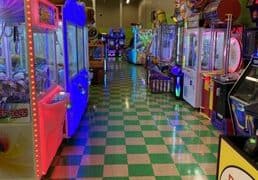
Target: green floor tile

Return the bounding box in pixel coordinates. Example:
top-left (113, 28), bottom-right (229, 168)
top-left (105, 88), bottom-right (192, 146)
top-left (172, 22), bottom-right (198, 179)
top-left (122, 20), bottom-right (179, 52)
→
top-left (141, 125), bottom-right (158, 131)
top-left (182, 137), bottom-right (203, 144)
top-left (106, 138), bottom-right (125, 145)
top-left (124, 120), bottom-right (140, 125)
top-left (160, 131), bottom-right (176, 137)
top-left (186, 120), bottom-right (201, 125)
top-left (145, 137), bottom-right (164, 145)
top-left (125, 131), bottom-right (143, 137)
top-left (126, 145), bottom-right (147, 154)
top-left (108, 116), bottom-right (124, 120)
top-left (138, 115), bottom-right (152, 120)
top-left (94, 120), bottom-right (108, 126)
top-left (149, 154), bottom-right (173, 164)
top-left (108, 125), bottom-right (124, 131)
top-left (103, 177), bottom-right (129, 180)
top-left (192, 153), bottom-right (217, 163)
top-left (89, 131), bottom-right (107, 138)
top-left (167, 145), bottom-right (189, 153)
top-left (195, 130), bottom-right (215, 137)
top-left (123, 112), bottom-right (137, 116)
top-left (77, 165), bottom-right (103, 177)
top-left (128, 164), bottom-right (154, 176)
top-left (156, 120), bottom-right (169, 125)
top-left (155, 176), bottom-right (181, 180)
top-left (151, 112), bottom-right (165, 116)
top-left (206, 144), bottom-right (219, 153)
top-left (109, 108), bottom-right (123, 112)
top-left (176, 163), bottom-right (204, 176)
top-left (95, 112), bottom-right (109, 116)
top-left (84, 146), bottom-right (106, 154)
top-left (207, 175), bottom-right (217, 180)
top-left (104, 154), bottom-right (127, 164)
top-left (136, 108), bottom-right (149, 112)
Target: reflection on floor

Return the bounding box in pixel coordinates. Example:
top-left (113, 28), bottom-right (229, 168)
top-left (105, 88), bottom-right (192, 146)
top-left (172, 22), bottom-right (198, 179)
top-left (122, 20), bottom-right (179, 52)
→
top-left (45, 61), bottom-right (219, 180)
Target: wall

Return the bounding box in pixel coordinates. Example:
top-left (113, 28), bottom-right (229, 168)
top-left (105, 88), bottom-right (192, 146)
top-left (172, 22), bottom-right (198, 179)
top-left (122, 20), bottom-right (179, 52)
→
top-left (96, 0), bottom-right (120, 30)
top-left (138, 0), bottom-right (175, 28)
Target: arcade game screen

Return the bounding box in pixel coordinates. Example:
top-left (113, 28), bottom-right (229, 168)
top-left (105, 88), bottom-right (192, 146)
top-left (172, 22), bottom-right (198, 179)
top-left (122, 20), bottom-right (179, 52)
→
top-left (33, 32), bottom-right (56, 94)
top-left (67, 24), bottom-right (77, 77)
top-left (231, 64), bottom-right (258, 104)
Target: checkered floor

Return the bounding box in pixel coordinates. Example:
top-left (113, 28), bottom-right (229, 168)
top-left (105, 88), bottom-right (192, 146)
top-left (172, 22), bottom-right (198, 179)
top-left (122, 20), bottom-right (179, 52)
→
top-left (45, 61), bottom-right (220, 180)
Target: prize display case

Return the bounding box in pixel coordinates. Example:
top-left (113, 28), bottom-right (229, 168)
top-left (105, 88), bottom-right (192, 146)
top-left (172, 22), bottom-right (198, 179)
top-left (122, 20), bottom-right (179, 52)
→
top-left (0, 0), bottom-right (69, 178)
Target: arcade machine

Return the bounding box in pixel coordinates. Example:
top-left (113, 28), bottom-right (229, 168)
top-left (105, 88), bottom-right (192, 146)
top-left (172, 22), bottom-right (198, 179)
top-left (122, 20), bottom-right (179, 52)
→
top-left (229, 55), bottom-right (258, 136)
top-left (228, 0), bottom-right (258, 136)
top-left (55, 0), bottom-right (89, 138)
top-left (212, 27), bottom-right (243, 134)
top-left (199, 1), bottom-right (233, 118)
top-left (158, 24), bottom-right (177, 64)
top-left (0, 0), bottom-right (68, 178)
top-left (182, 14), bottom-right (207, 108)
top-left (216, 56), bottom-right (258, 180)
top-left (107, 28), bottom-right (125, 58)
top-left (209, 0), bottom-right (243, 133)
top-left (127, 25), bottom-right (153, 65)
top-left (170, 1), bottom-right (185, 99)
top-left (88, 26), bottom-right (104, 84)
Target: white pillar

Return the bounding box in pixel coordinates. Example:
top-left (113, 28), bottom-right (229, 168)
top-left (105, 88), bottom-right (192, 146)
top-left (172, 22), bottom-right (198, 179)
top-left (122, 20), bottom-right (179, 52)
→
top-left (120, 0), bottom-right (123, 27)
top-left (92, 0), bottom-right (96, 24)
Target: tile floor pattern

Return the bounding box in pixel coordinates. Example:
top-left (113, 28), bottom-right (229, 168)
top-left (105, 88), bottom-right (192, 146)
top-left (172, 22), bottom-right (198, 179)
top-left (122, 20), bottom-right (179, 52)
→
top-left (45, 61), bottom-right (220, 180)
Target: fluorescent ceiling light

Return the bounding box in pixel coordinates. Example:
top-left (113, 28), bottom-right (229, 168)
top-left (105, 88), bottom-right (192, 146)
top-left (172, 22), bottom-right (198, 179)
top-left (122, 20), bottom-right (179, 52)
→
top-left (126, 0), bottom-right (130, 4)
top-left (246, 76), bottom-right (258, 83)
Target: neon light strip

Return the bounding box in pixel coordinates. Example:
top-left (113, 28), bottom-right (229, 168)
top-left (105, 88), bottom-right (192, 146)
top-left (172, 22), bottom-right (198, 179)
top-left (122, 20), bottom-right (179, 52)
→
top-left (24, 0), bottom-right (41, 177)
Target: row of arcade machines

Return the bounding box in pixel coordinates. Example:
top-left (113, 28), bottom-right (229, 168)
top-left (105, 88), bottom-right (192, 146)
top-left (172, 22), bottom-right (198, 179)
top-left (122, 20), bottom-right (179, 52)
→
top-left (176, 0), bottom-right (243, 136)
top-left (173, 0), bottom-right (258, 137)
top-left (0, 0), bottom-right (89, 178)
top-left (217, 1), bottom-right (258, 178)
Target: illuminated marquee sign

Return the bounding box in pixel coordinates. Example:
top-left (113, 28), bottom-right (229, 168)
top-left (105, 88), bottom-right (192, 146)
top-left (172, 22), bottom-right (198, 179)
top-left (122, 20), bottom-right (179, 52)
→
top-left (31, 0), bottom-right (58, 30)
top-left (39, 2), bottom-right (56, 26)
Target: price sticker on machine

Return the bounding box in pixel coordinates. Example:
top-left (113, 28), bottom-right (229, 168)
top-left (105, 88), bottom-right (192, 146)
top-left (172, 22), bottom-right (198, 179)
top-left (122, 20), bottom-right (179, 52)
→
top-left (0, 104), bottom-right (30, 123)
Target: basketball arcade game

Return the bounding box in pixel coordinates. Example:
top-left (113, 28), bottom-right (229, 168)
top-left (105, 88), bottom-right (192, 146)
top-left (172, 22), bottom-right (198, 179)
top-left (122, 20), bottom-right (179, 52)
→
top-left (0, 0), bottom-right (68, 178)
top-left (61, 0), bottom-right (89, 137)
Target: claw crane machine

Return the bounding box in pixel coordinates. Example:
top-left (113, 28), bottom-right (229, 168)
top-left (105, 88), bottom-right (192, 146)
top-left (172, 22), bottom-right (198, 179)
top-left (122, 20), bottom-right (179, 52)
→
top-left (210, 1), bottom-right (243, 134)
top-left (55, 0), bottom-right (89, 138)
top-left (182, 13), bottom-right (207, 108)
top-left (200, 0), bottom-right (241, 118)
top-left (0, 0), bottom-right (69, 178)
